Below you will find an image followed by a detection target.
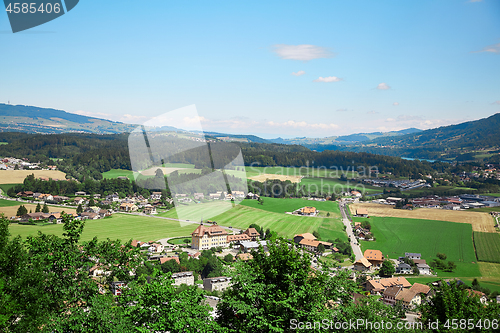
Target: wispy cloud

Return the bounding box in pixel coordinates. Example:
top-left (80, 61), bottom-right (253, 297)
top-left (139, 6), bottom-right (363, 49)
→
top-left (376, 83), bottom-right (391, 90)
top-left (291, 70), bottom-right (306, 76)
top-left (367, 111), bottom-right (379, 115)
top-left (267, 120), bottom-right (339, 129)
top-left (492, 101), bottom-right (500, 105)
top-left (74, 110), bottom-right (113, 118)
top-left (473, 43), bottom-right (500, 54)
top-left (336, 108), bottom-right (349, 112)
top-left (272, 44), bottom-right (335, 61)
top-left (469, 0), bottom-right (483, 2)
top-left (393, 102), bottom-right (399, 106)
top-left (314, 76), bottom-right (343, 82)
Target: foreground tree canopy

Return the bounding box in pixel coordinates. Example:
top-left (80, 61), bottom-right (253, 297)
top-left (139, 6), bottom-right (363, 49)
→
top-left (1, 215), bottom-right (499, 332)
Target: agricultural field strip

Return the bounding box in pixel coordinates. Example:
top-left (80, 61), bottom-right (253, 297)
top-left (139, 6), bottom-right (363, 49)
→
top-left (474, 232), bottom-right (500, 264)
top-left (351, 202), bottom-right (496, 233)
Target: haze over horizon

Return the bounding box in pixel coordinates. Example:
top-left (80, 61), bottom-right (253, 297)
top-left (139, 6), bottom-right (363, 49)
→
top-left (1, 0), bottom-right (499, 137)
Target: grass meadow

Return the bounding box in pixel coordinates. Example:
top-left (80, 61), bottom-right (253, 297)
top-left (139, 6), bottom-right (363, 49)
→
top-left (158, 198), bottom-right (346, 240)
top-left (358, 216), bottom-right (479, 278)
top-left (474, 232), bottom-right (500, 263)
top-left (8, 214), bottom-right (194, 242)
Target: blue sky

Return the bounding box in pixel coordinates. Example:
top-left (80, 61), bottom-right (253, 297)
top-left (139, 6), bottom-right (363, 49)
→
top-left (1, 0), bottom-right (499, 138)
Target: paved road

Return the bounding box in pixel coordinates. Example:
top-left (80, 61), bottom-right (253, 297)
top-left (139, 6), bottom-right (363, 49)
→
top-left (339, 201), bottom-right (363, 262)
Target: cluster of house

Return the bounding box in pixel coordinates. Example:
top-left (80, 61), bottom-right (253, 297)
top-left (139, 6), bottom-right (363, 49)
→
top-left (174, 190), bottom-right (248, 203)
top-left (363, 276), bottom-right (431, 309)
top-left (457, 165), bottom-right (500, 181)
top-left (395, 253), bottom-right (431, 275)
top-left (0, 157), bottom-right (58, 171)
top-left (291, 206), bottom-right (319, 216)
top-left (19, 206), bottom-right (112, 223)
top-left (292, 233), bottom-right (335, 253)
top-left (372, 194), bottom-right (500, 210)
top-left (353, 222), bottom-right (373, 241)
top-left (16, 190), bottom-right (172, 215)
top-left (353, 250), bottom-right (431, 276)
top-left (362, 178), bottom-right (429, 190)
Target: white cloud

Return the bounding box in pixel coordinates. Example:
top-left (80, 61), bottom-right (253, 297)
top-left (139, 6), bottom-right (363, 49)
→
top-left (314, 76), bottom-right (343, 82)
top-left (336, 108), bottom-right (348, 112)
top-left (74, 110), bottom-right (113, 118)
top-left (291, 70), bottom-right (306, 76)
top-left (473, 43), bottom-right (500, 54)
top-left (267, 120), bottom-right (339, 130)
top-left (376, 83), bottom-right (391, 90)
top-left (393, 102), bottom-right (399, 106)
top-left (367, 111), bottom-right (379, 115)
top-left (272, 44), bottom-right (335, 61)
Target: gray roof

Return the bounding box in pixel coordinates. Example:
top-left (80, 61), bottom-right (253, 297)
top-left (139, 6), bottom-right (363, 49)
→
top-left (240, 241), bottom-right (267, 248)
top-left (398, 263), bottom-right (411, 269)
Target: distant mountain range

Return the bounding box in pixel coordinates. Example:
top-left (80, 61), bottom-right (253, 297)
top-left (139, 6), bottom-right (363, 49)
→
top-left (1, 103), bottom-right (498, 162)
top-left (0, 103), bottom-right (137, 134)
top-left (268, 128), bottom-right (422, 146)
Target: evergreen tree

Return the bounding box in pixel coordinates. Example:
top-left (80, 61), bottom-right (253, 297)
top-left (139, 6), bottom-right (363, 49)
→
top-left (35, 203), bottom-right (41, 213)
top-left (76, 204), bottom-right (83, 214)
top-left (16, 205), bottom-right (28, 216)
top-left (42, 204), bottom-right (49, 213)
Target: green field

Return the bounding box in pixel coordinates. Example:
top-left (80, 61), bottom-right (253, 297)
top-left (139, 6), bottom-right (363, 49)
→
top-left (300, 177), bottom-right (381, 195)
top-left (240, 197), bottom-right (340, 216)
top-left (244, 166), bottom-right (359, 179)
top-left (159, 199), bottom-right (346, 240)
top-left (358, 216), bottom-right (479, 278)
top-left (8, 214), bottom-right (195, 242)
top-left (0, 198), bottom-right (21, 207)
top-left (474, 232), bottom-right (500, 263)
top-left (0, 142), bottom-right (7, 145)
top-left (102, 169), bottom-right (135, 179)
top-left (0, 184), bottom-right (21, 195)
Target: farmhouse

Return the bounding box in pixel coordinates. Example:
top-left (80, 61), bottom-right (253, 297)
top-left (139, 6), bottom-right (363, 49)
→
top-left (297, 206), bottom-right (318, 216)
top-left (150, 192), bottom-right (162, 200)
top-left (20, 212), bottom-right (50, 222)
top-left (74, 197), bottom-right (85, 205)
top-left (363, 249), bottom-right (384, 268)
top-left (293, 233), bottom-right (316, 244)
top-left (159, 257), bottom-right (180, 265)
top-left (194, 193), bottom-right (204, 200)
top-left (119, 202), bottom-right (138, 212)
top-left (356, 208), bottom-right (368, 217)
top-left (191, 224), bottom-right (229, 250)
top-left (353, 257), bottom-right (372, 272)
top-left (80, 212), bottom-right (99, 220)
top-left (243, 227), bottom-right (260, 241)
top-left (395, 289), bottom-right (421, 309)
top-left (405, 252), bottom-right (421, 260)
top-left (383, 285), bottom-right (403, 306)
top-left (396, 263), bottom-right (412, 274)
top-left (75, 191), bottom-right (87, 196)
top-left (417, 263), bottom-right (431, 275)
top-left (143, 204), bottom-right (157, 214)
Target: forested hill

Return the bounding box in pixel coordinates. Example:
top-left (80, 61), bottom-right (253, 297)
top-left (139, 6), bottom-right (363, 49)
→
top-left (0, 132), bottom-right (464, 181)
top-left (371, 113), bottom-right (500, 149)
top-left (0, 103), bottom-right (137, 134)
